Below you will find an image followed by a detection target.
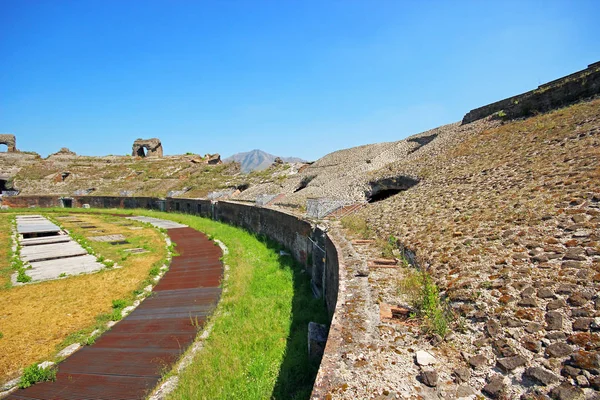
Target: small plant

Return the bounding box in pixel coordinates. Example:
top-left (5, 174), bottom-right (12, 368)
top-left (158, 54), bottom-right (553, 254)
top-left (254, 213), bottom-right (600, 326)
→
top-left (19, 363), bottom-right (57, 389)
top-left (111, 299), bottom-right (127, 309)
top-left (16, 268), bottom-right (32, 283)
top-left (58, 272), bottom-right (67, 278)
top-left (0, 332), bottom-right (4, 339)
top-left (400, 268), bottom-right (450, 337)
top-left (378, 235), bottom-right (397, 258)
top-left (109, 299), bottom-right (128, 321)
top-left (481, 281), bottom-right (492, 289)
top-left (10, 235), bottom-right (32, 283)
top-left (149, 265), bottom-right (161, 276)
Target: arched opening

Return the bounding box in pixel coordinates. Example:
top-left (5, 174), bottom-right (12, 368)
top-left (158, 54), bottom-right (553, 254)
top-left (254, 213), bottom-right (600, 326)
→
top-left (0, 144), bottom-right (7, 153)
top-left (136, 147), bottom-right (146, 157)
top-left (0, 179), bottom-right (6, 192)
top-left (366, 176), bottom-right (419, 203)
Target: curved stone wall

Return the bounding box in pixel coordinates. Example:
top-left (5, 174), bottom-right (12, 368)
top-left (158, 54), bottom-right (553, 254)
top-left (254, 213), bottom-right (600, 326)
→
top-left (0, 195), bottom-right (343, 398)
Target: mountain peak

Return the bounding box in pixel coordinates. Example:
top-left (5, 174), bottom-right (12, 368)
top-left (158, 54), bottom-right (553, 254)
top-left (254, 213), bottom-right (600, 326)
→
top-left (223, 149), bottom-right (306, 173)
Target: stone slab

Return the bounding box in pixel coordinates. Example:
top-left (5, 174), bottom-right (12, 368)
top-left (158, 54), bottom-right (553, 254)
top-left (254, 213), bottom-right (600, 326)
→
top-left (126, 216), bottom-right (187, 229)
top-left (89, 234), bottom-right (126, 242)
top-left (20, 235), bottom-right (71, 246)
top-left (20, 254), bottom-right (104, 282)
top-left (16, 216), bottom-right (61, 235)
top-left (20, 242), bottom-right (88, 263)
top-left (123, 248), bottom-right (149, 254)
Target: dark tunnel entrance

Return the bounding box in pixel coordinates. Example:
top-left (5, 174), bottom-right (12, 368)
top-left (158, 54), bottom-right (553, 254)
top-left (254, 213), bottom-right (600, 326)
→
top-left (366, 176), bottom-right (420, 203)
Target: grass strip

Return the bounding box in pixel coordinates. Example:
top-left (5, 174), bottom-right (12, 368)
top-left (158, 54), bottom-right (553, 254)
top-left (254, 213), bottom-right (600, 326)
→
top-left (139, 212), bottom-right (328, 400)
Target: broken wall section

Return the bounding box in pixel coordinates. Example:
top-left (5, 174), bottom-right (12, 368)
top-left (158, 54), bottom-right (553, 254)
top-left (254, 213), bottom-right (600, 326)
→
top-left (462, 61), bottom-right (600, 124)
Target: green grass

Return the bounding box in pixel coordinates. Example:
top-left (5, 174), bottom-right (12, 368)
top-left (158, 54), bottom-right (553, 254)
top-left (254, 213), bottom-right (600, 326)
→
top-left (19, 363), bottom-right (56, 389)
top-left (340, 215), bottom-right (372, 239)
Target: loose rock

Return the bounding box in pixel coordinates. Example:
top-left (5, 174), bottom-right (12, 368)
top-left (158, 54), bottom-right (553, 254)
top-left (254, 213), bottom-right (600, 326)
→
top-left (468, 354), bottom-right (487, 369)
top-left (419, 369), bottom-right (438, 387)
top-left (524, 366), bottom-right (559, 386)
top-left (453, 367), bottom-right (471, 383)
top-left (545, 342), bottom-right (573, 358)
top-left (549, 382), bottom-right (585, 400)
top-left (482, 375), bottom-right (506, 399)
top-left (415, 350), bottom-right (436, 366)
top-left (497, 355), bottom-right (527, 372)
top-left (572, 318), bottom-right (592, 331)
top-left (546, 312), bottom-right (565, 331)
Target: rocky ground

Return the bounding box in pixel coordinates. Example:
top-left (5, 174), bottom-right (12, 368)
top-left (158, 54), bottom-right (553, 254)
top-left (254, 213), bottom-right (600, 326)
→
top-left (320, 98), bottom-right (600, 399)
top-left (235, 118), bottom-right (498, 208)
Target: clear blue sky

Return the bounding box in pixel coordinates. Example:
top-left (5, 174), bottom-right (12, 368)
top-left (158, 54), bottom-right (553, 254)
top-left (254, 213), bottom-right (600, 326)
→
top-left (1, 1), bottom-right (599, 160)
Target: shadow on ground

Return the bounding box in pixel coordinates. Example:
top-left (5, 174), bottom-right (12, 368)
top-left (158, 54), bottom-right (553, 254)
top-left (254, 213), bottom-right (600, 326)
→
top-left (259, 238), bottom-right (329, 400)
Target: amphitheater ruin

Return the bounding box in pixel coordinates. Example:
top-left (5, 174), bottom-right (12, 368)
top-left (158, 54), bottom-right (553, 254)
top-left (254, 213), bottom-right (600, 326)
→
top-left (1, 61), bottom-right (599, 399)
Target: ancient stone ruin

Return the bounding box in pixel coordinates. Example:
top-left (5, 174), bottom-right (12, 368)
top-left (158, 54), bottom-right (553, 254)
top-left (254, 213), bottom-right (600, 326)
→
top-left (132, 138), bottom-right (163, 158)
top-left (0, 134), bottom-right (17, 152)
top-left (204, 153), bottom-right (222, 165)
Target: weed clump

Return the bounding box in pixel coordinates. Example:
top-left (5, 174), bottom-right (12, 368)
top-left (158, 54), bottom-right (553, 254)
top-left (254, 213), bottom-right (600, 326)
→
top-left (400, 266), bottom-right (450, 337)
top-left (341, 215), bottom-right (372, 239)
top-left (19, 363), bottom-right (56, 389)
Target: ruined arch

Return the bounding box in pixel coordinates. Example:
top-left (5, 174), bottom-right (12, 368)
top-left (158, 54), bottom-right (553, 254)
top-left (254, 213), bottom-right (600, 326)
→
top-left (132, 138), bottom-right (163, 158)
top-left (0, 134), bottom-right (17, 152)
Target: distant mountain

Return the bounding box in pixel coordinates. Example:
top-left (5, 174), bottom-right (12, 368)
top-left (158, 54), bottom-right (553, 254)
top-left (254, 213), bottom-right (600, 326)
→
top-left (223, 149), bottom-right (306, 173)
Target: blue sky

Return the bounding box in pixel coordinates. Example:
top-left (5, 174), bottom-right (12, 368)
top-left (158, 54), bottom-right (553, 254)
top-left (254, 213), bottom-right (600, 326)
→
top-left (1, 1), bottom-right (599, 160)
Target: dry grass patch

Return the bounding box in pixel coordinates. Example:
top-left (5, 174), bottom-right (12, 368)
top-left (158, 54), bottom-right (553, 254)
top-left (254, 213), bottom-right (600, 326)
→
top-left (0, 212), bottom-right (166, 381)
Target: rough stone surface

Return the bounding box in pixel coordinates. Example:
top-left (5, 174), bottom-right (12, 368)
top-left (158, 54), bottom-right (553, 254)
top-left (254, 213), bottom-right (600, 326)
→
top-left (453, 367), bottom-right (471, 383)
top-left (204, 153), bottom-right (222, 165)
top-left (569, 350), bottom-right (600, 371)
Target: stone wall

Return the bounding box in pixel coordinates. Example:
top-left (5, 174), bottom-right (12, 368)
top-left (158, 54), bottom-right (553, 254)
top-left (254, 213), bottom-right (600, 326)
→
top-left (165, 198), bottom-right (337, 306)
top-left (462, 61), bottom-right (600, 124)
top-left (1, 195), bottom-right (60, 208)
top-left (2, 195), bottom-right (341, 319)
